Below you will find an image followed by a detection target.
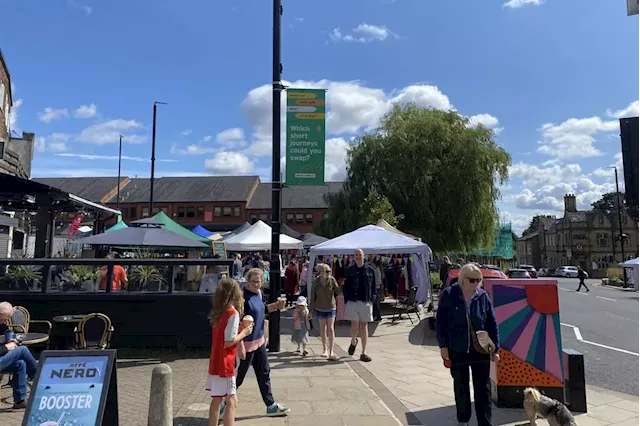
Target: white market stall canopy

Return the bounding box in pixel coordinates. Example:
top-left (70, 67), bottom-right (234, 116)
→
top-left (308, 225), bottom-right (433, 304)
top-left (310, 225), bottom-right (431, 258)
top-left (224, 220), bottom-right (304, 251)
top-left (619, 257), bottom-right (639, 292)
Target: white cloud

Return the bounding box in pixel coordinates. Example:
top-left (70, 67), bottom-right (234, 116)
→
top-left (503, 0), bottom-right (545, 8)
top-left (77, 119), bottom-right (146, 144)
top-left (74, 103), bottom-right (98, 118)
top-left (536, 116), bottom-right (618, 158)
top-left (181, 129), bottom-right (192, 136)
top-left (606, 100), bottom-right (639, 118)
top-left (467, 113), bottom-right (503, 134)
top-left (56, 153), bottom-right (176, 162)
top-left (35, 137), bottom-right (46, 153)
top-left (34, 133), bottom-right (71, 153)
top-left (38, 107), bottom-right (69, 123)
top-left (507, 162), bottom-right (617, 212)
top-left (329, 23), bottom-right (396, 43)
top-left (170, 144), bottom-right (218, 155)
top-left (216, 128), bottom-right (245, 144)
top-left (67, 0), bottom-right (92, 15)
top-left (204, 151), bottom-right (254, 175)
top-left (239, 79), bottom-right (488, 181)
top-left (202, 135), bottom-right (213, 142)
top-left (9, 98), bottom-right (22, 133)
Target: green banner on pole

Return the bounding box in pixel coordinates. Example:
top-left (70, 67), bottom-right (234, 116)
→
top-left (285, 88), bottom-right (326, 186)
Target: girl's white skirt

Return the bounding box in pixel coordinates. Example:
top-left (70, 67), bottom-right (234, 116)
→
top-left (205, 374), bottom-right (236, 397)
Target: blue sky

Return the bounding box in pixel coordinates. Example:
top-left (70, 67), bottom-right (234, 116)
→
top-left (3, 0), bottom-right (638, 233)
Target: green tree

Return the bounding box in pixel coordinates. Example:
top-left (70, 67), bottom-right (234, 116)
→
top-left (360, 192), bottom-right (403, 227)
top-left (522, 217), bottom-right (539, 237)
top-left (321, 104), bottom-right (511, 251)
top-left (591, 192), bottom-right (625, 214)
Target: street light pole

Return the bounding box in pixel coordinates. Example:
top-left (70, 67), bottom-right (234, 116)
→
top-left (268, 0), bottom-right (283, 352)
top-left (117, 134), bottom-right (123, 211)
top-left (613, 166), bottom-right (628, 287)
top-left (150, 101), bottom-right (167, 215)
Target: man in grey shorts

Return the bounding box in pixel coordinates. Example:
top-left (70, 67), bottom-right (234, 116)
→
top-left (343, 248), bottom-right (377, 362)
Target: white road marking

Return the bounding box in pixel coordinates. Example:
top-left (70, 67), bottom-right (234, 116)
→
top-left (558, 287), bottom-right (570, 292)
top-left (560, 323), bottom-right (639, 356)
top-left (597, 296), bottom-right (617, 302)
top-left (575, 292), bottom-right (589, 296)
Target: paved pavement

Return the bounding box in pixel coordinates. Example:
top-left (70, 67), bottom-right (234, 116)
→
top-left (0, 302), bottom-right (637, 426)
top-left (554, 277), bottom-right (639, 395)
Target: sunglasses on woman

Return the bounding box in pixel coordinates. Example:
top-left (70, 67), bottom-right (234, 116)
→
top-left (467, 278), bottom-right (482, 284)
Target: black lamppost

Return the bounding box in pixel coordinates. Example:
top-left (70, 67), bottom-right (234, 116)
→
top-left (268, 0), bottom-right (284, 352)
top-left (610, 166), bottom-right (628, 287)
top-left (150, 101), bottom-right (167, 214)
top-left (117, 134), bottom-right (123, 210)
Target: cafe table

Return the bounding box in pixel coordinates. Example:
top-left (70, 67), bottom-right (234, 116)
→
top-left (0, 332), bottom-right (49, 346)
top-left (52, 314), bottom-right (89, 350)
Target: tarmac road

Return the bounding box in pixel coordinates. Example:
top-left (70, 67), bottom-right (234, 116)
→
top-left (553, 277), bottom-right (639, 395)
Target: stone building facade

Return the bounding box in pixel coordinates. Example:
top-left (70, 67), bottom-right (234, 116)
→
top-left (517, 194), bottom-right (639, 278)
top-left (0, 49), bottom-right (34, 179)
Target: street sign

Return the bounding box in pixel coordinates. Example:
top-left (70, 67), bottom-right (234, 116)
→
top-left (23, 350), bottom-right (119, 426)
top-left (285, 88), bottom-right (326, 186)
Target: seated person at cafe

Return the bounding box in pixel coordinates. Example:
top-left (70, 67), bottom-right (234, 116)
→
top-left (99, 253), bottom-right (128, 291)
top-left (0, 302), bottom-right (38, 409)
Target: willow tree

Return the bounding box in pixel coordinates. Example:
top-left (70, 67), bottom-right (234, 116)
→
top-left (322, 104), bottom-right (511, 252)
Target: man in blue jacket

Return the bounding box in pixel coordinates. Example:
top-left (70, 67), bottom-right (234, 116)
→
top-left (343, 248), bottom-right (377, 362)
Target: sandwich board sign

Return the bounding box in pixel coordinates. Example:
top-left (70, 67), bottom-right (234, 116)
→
top-left (22, 350), bottom-right (118, 426)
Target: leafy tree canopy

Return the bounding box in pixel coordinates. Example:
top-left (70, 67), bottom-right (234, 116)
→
top-left (361, 192), bottom-right (404, 228)
top-left (591, 192), bottom-right (625, 215)
top-left (318, 104), bottom-right (511, 252)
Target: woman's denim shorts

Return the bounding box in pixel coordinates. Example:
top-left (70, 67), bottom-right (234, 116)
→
top-left (315, 309), bottom-right (337, 319)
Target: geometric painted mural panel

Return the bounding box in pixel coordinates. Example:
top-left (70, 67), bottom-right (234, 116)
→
top-left (485, 279), bottom-right (564, 386)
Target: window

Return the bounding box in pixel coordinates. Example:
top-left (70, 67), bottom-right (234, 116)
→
top-left (223, 207), bottom-right (232, 216)
top-left (259, 214), bottom-right (268, 221)
top-left (598, 216), bottom-right (604, 225)
top-left (0, 82), bottom-right (4, 112)
top-left (286, 214), bottom-right (294, 223)
top-left (596, 233), bottom-right (609, 247)
top-left (214, 207), bottom-right (221, 217)
top-left (142, 207), bottom-right (149, 217)
top-left (197, 207), bottom-right (205, 218)
top-left (296, 213), bottom-right (304, 223)
top-left (152, 206), bottom-right (168, 215)
top-left (178, 207), bottom-right (186, 218)
top-left (186, 207), bottom-right (196, 218)
top-left (305, 213), bottom-right (313, 223)
top-left (323, 212), bottom-right (329, 220)
top-left (233, 207), bottom-right (240, 217)
top-left (250, 214), bottom-right (258, 224)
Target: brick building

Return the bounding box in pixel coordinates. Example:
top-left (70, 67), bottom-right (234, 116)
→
top-left (516, 194), bottom-right (639, 277)
top-left (0, 49), bottom-right (35, 179)
top-left (33, 176), bottom-right (343, 234)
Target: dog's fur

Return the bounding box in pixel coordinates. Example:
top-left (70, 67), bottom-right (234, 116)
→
top-left (523, 387), bottom-right (578, 426)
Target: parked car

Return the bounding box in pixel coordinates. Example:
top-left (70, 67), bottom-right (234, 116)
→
top-left (537, 267), bottom-right (550, 277)
top-left (554, 266), bottom-right (579, 278)
top-left (482, 264), bottom-right (503, 272)
top-left (507, 268), bottom-right (532, 279)
top-left (519, 264), bottom-right (537, 278)
top-left (442, 266), bottom-right (507, 289)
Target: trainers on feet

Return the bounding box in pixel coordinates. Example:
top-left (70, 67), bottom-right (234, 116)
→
top-left (360, 354), bottom-right (372, 362)
top-left (348, 339), bottom-right (358, 355)
top-left (266, 403), bottom-right (290, 416)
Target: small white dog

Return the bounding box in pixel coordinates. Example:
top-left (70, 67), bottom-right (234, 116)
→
top-left (523, 387), bottom-right (578, 426)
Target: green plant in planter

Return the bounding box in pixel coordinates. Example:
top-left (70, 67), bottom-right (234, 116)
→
top-left (64, 265), bottom-right (101, 291)
top-left (130, 265), bottom-right (165, 291)
top-left (4, 265), bottom-right (42, 291)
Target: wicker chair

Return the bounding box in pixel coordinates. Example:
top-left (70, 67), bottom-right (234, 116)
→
top-left (9, 306), bottom-right (52, 342)
top-left (74, 313), bottom-right (114, 350)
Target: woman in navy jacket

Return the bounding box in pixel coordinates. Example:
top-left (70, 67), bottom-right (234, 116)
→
top-left (436, 263), bottom-right (500, 426)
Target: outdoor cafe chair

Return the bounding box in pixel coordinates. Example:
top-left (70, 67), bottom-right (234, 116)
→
top-left (74, 313), bottom-right (114, 350)
top-left (391, 286), bottom-right (421, 324)
top-left (8, 306), bottom-right (52, 341)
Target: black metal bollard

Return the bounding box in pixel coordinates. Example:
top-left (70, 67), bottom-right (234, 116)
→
top-left (563, 348), bottom-right (587, 413)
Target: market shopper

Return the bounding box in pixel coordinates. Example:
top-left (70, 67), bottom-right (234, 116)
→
top-left (436, 263), bottom-right (500, 426)
top-left (309, 263), bottom-right (341, 360)
top-left (343, 248), bottom-right (377, 362)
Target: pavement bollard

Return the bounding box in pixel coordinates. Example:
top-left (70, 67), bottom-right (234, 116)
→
top-left (148, 363), bottom-right (173, 426)
top-left (563, 348), bottom-right (587, 413)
